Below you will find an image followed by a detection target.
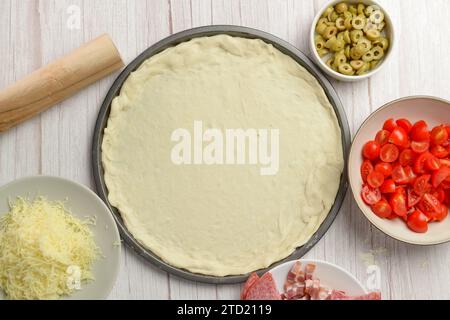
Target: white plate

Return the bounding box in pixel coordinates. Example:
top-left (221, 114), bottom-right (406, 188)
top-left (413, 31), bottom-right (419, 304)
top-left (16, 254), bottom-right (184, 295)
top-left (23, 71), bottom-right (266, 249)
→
top-left (269, 259), bottom-right (367, 296)
top-left (0, 176), bottom-right (121, 300)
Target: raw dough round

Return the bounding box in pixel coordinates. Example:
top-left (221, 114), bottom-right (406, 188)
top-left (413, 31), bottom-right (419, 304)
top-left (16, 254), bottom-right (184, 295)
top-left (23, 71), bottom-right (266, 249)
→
top-left (102, 35), bottom-right (344, 276)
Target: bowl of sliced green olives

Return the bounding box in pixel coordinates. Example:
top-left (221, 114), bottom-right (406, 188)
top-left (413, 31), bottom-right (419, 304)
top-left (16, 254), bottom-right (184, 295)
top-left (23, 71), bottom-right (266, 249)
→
top-left (310, 0), bottom-right (394, 81)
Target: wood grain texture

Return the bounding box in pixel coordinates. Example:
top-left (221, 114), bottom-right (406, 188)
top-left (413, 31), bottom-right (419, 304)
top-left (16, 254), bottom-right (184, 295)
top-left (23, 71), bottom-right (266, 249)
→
top-left (0, 0), bottom-right (449, 300)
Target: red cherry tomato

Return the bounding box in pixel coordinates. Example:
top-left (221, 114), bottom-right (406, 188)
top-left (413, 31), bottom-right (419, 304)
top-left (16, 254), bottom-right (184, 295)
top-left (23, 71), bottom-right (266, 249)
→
top-left (439, 159), bottom-right (450, 167)
top-left (361, 185), bottom-right (381, 205)
top-left (375, 130), bottom-right (391, 146)
top-left (411, 140), bottom-right (430, 153)
top-left (380, 179), bottom-right (396, 193)
top-left (360, 160), bottom-right (374, 183)
top-left (411, 120), bottom-right (430, 142)
top-left (431, 145), bottom-right (449, 158)
top-left (421, 193), bottom-right (441, 219)
top-left (413, 174), bottom-right (431, 196)
top-left (383, 118), bottom-right (397, 132)
top-left (363, 141), bottom-right (381, 160)
top-left (430, 125), bottom-right (449, 146)
top-left (431, 188), bottom-right (445, 203)
top-left (404, 166), bottom-right (417, 184)
top-left (389, 127), bottom-right (409, 147)
top-left (434, 204), bottom-right (449, 222)
top-left (374, 162), bottom-right (392, 178)
top-left (407, 210), bottom-right (428, 233)
top-left (367, 171), bottom-right (384, 189)
top-left (392, 165), bottom-right (408, 185)
top-left (399, 149), bottom-right (416, 166)
top-left (414, 152), bottom-right (433, 174)
top-left (396, 119), bottom-right (413, 133)
top-left (425, 156), bottom-right (440, 171)
top-left (380, 144), bottom-right (399, 163)
top-left (371, 199), bottom-right (392, 218)
top-left (407, 187), bottom-right (421, 208)
top-left (390, 193), bottom-right (407, 217)
top-left (431, 166), bottom-right (450, 188)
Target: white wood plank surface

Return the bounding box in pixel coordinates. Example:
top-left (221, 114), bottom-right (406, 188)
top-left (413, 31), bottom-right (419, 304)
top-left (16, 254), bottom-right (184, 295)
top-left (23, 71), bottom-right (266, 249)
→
top-left (0, 0), bottom-right (449, 300)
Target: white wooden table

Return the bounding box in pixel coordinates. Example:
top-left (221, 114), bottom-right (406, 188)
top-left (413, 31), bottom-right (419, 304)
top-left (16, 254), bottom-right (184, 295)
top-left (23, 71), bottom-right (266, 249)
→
top-left (1, 0), bottom-right (449, 300)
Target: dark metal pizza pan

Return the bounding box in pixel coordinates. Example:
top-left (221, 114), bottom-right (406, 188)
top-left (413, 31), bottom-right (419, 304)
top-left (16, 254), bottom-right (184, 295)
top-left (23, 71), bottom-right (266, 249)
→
top-left (92, 25), bottom-right (351, 284)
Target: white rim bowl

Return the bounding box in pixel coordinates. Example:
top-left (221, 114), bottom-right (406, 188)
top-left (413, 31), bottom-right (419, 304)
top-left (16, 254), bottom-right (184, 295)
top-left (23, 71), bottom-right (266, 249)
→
top-left (310, 0), bottom-right (395, 82)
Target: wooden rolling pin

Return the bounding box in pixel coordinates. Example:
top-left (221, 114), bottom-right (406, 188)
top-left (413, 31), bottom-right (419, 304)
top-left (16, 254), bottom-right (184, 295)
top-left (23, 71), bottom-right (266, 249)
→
top-left (0, 34), bottom-right (124, 132)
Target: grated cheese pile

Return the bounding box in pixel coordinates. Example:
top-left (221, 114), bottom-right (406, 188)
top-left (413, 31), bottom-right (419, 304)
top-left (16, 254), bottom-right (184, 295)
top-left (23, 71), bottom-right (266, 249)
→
top-left (0, 197), bottom-right (100, 300)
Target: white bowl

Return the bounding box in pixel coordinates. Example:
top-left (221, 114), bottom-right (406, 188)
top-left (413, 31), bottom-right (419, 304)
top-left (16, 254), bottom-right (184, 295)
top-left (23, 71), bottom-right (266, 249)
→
top-left (270, 259), bottom-right (368, 296)
top-left (0, 176), bottom-right (121, 300)
top-left (310, 0), bottom-right (395, 82)
top-left (349, 96), bottom-right (450, 245)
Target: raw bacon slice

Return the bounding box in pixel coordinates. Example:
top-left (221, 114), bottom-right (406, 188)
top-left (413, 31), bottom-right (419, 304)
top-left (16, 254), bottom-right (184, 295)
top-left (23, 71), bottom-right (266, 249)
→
top-left (305, 263), bottom-right (316, 280)
top-left (240, 273), bottom-right (260, 300)
top-left (284, 283), bottom-right (306, 300)
top-left (285, 261), bottom-right (302, 290)
top-left (245, 272), bottom-right (281, 300)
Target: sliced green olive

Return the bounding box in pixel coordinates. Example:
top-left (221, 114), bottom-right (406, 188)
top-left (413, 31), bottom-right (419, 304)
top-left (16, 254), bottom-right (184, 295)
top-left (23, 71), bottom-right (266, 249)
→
top-left (350, 46), bottom-right (362, 60)
top-left (350, 60), bottom-right (365, 70)
top-left (349, 4), bottom-right (357, 15)
top-left (322, 6), bottom-right (334, 18)
top-left (363, 21), bottom-right (377, 33)
top-left (315, 35), bottom-right (326, 51)
top-left (352, 15), bottom-right (366, 30)
top-left (370, 10), bottom-right (385, 24)
top-left (357, 37), bottom-right (372, 51)
top-left (371, 46), bottom-right (384, 60)
top-left (326, 57), bottom-right (334, 69)
top-left (357, 3), bottom-right (366, 15)
top-left (343, 11), bottom-right (353, 19)
top-left (370, 60), bottom-right (380, 69)
top-left (377, 21), bottom-right (386, 31)
top-left (323, 26), bottom-right (338, 40)
top-left (343, 30), bottom-right (351, 44)
top-left (325, 36), bottom-right (337, 49)
top-left (366, 29), bottom-right (380, 41)
top-left (328, 10), bottom-right (339, 22)
top-left (356, 62), bottom-right (370, 75)
top-left (317, 48), bottom-right (330, 57)
top-left (335, 17), bottom-right (346, 30)
top-left (335, 2), bottom-right (348, 14)
top-left (344, 45), bottom-right (351, 59)
top-left (362, 50), bottom-right (375, 62)
top-left (338, 63), bottom-right (355, 75)
top-left (350, 29), bottom-right (363, 43)
top-left (331, 39), bottom-right (345, 52)
top-left (334, 52), bottom-right (347, 66)
top-left (364, 5), bottom-right (379, 17)
top-left (344, 17), bottom-right (353, 30)
top-left (373, 37), bottom-right (389, 51)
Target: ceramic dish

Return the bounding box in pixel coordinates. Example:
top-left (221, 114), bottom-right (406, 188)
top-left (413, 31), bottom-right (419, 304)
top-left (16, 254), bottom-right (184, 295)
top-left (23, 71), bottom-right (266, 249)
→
top-left (310, 0), bottom-right (395, 82)
top-left (0, 176), bottom-right (121, 300)
top-left (270, 259), bottom-right (367, 296)
top-left (93, 25), bottom-right (351, 284)
top-left (349, 96), bottom-right (450, 245)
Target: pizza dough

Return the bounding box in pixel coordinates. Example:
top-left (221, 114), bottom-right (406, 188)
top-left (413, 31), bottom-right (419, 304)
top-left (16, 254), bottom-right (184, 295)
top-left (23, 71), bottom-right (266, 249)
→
top-left (102, 35), bottom-right (344, 276)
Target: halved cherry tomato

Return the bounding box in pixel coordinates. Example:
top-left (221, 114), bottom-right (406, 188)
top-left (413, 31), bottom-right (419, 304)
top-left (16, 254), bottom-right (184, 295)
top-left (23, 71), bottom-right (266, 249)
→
top-left (431, 188), bottom-right (445, 203)
top-left (390, 193), bottom-right (407, 216)
top-left (396, 119), bottom-right (413, 133)
top-left (411, 120), bottom-right (430, 142)
top-left (444, 189), bottom-right (450, 205)
top-left (431, 166), bottom-right (450, 188)
top-left (430, 125), bottom-right (448, 146)
top-left (431, 145), bottom-right (449, 158)
top-left (395, 186), bottom-right (406, 196)
top-left (439, 159), bottom-right (450, 167)
top-left (367, 171), bottom-right (384, 189)
top-left (380, 144), bottom-right (399, 163)
top-left (413, 174), bottom-right (431, 196)
top-left (434, 204), bottom-right (449, 222)
top-left (443, 125), bottom-right (450, 147)
top-left (407, 210), bottom-right (428, 233)
top-left (371, 199), bottom-right (392, 218)
top-left (374, 162), bottom-right (392, 178)
top-left (361, 185), bottom-right (381, 205)
top-left (360, 160), bottom-right (374, 182)
top-left (380, 179), bottom-right (396, 193)
top-left (389, 127), bottom-right (408, 147)
top-left (375, 130), bottom-right (391, 146)
top-left (421, 193), bottom-right (441, 219)
top-left (411, 140), bottom-right (430, 153)
top-left (392, 165), bottom-right (408, 185)
top-left (363, 141), bottom-right (381, 160)
top-left (399, 149), bottom-right (416, 166)
top-left (414, 152), bottom-right (433, 174)
top-left (404, 166), bottom-right (417, 184)
top-left (425, 156), bottom-right (440, 171)
top-left (407, 187), bottom-right (421, 208)
top-left (383, 118), bottom-right (397, 132)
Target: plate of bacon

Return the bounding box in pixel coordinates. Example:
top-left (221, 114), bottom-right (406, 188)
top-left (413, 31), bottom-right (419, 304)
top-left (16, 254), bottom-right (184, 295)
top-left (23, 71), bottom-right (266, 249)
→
top-left (241, 259), bottom-right (381, 300)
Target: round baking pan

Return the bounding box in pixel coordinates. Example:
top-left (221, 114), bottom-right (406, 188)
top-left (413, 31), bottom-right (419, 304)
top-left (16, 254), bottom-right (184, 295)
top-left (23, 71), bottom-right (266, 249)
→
top-left (93, 25), bottom-right (351, 284)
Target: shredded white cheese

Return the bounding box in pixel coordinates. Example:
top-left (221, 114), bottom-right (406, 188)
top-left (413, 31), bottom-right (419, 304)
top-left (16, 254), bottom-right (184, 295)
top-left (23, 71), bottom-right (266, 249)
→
top-left (0, 197), bottom-right (100, 300)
